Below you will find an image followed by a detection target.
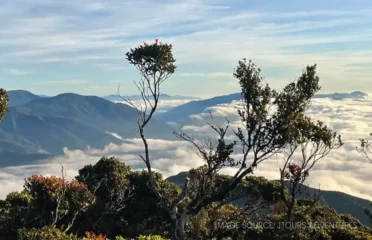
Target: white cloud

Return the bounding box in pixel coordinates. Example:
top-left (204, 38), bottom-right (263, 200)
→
top-left (0, 139), bottom-right (202, 199)
top-left (34, 80), bottom-right (89, 85)
top-left (6, 69), bottom-right (31, 76)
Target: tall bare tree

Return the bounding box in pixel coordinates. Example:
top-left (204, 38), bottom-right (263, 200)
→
top-left (122, 40), bottom-right (341, 239)
top-left (358, 133), bottom-right (372, 224)
top-left (359, 133), bottom-right (372, 162)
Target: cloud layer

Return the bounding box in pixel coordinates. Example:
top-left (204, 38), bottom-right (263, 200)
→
top-left (1, 97), bottom-right (372, 201)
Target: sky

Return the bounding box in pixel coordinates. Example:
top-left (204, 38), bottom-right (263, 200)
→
top-left (1, 0), bottom-right (372, 97)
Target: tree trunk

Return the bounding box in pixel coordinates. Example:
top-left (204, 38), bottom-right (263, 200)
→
top-left (177, 214), bottom-right (188, 240)
top-left (170, 215), bottom-right (178, 240)
top-left (170, 213), bottom-right (188, 240)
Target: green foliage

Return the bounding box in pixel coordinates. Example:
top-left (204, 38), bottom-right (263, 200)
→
top-left (0, 88), bottom-right (8, 121)
top-left (187, 203), bottom-right (244, 240)
top-left (18, 227), bottom-right (166, 240)
top-left (126, 39), bottom-right (176, 76)
top-left (242, 176), bottom-right (282, 203)
top-left (134, 235), bottom-right (167, 240)
top-left (75, 157), bottom-right (179, 238)
top-left (235, 59), bottom-right (274, 125)
top-left (24, 175), bottom-right (95, 228)
top-left (0, 176), bottom-right (95, 239)
top-left (76, 156), bottom-right (132, 202)
top-left (18, 226), bottom-right (78, 240)
top-left (2, 163), bottom-right (372, 240)
top-left (75, 157), bottom-right (133, 236)
top-left (256, 204), bottom-right (372, 240)
top-left (0, 191), bottom-right (33, 239)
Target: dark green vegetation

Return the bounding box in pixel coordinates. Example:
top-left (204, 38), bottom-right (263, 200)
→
top-left (0, 91), bottom-right (175, 166)
top-left (1, 157), bottom-right (371, 240)
top-left (167, 172), bottom-right (372, 227)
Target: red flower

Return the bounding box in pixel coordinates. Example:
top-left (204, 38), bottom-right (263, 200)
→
top-left (85, 232), bottom-right (106, 239)
top-left (288, 163), bottom-right (302, 173)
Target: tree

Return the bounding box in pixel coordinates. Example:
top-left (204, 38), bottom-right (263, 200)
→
top-left (0, 88), bottom-right (8, 121)
top-left (186, 176), bottom-right (282, 240)
top-left (0, 191), bottom-right (32, 239)
top-left (75, 157), bottom-right (134, 236)
top-left (358, 133), bottom-right (372, 225)
top-left (279, 118), bottom-right (343, 222)
top-left (359, 133), bottom-right (372, 163)
top-left (123, 39), bottom-right (342, 239)
top-left (18, 226), bottom-right (168, 240)
top-left (274, 65), bottom-right (343, 222)
top-left (121, 39), bottom-right (186, 239)
top-left (24, 174), bottom-right (96, 231)
top-left (258, 202), bottom-right (372, 240)
top-left (0, 174), bottom-right (95, 239)
top-left (75, 157), bottom-right (179, 238)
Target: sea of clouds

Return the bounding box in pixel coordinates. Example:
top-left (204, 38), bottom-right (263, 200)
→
top-left (1, 97), bottom-right (372, 201)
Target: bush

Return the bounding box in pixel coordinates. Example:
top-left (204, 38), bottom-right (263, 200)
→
top-left (18, 226), bottom-right (78, 240)
top-left (18, 227), bottom-right (167, 240)
top-left (135, 236), bottom-right (167, 240)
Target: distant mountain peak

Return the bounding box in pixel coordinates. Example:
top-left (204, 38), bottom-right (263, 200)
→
top-left (314, 91), bottom-right (369, 99)
top-left (7, 90), bottom-right (41, 107)
top-left (351, 91), bottom-right (365, 95)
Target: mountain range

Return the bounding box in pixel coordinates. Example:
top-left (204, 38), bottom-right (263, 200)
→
top-left (0, 90), bottom-right (175, 166)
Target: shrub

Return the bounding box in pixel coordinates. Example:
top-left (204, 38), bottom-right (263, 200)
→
top-left (18, 226), bottom-right (78, 240)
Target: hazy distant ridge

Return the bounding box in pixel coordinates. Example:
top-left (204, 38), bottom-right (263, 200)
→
top-left (157, 91), bottom-right (370, 123)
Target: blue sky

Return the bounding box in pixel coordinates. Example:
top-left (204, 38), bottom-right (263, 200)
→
top-left (1, 0), bottom-right (372, 97)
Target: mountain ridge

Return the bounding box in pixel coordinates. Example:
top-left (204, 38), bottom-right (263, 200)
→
top-left (0, 92), bottom-right (175, 166)
top-left (157, 91), bottom-right (370, 123)
top-left (7, 90), bottom-right (41, 107)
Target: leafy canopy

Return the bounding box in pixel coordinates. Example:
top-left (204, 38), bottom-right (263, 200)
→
top-left (126, 39), bottom-right (176, 78)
